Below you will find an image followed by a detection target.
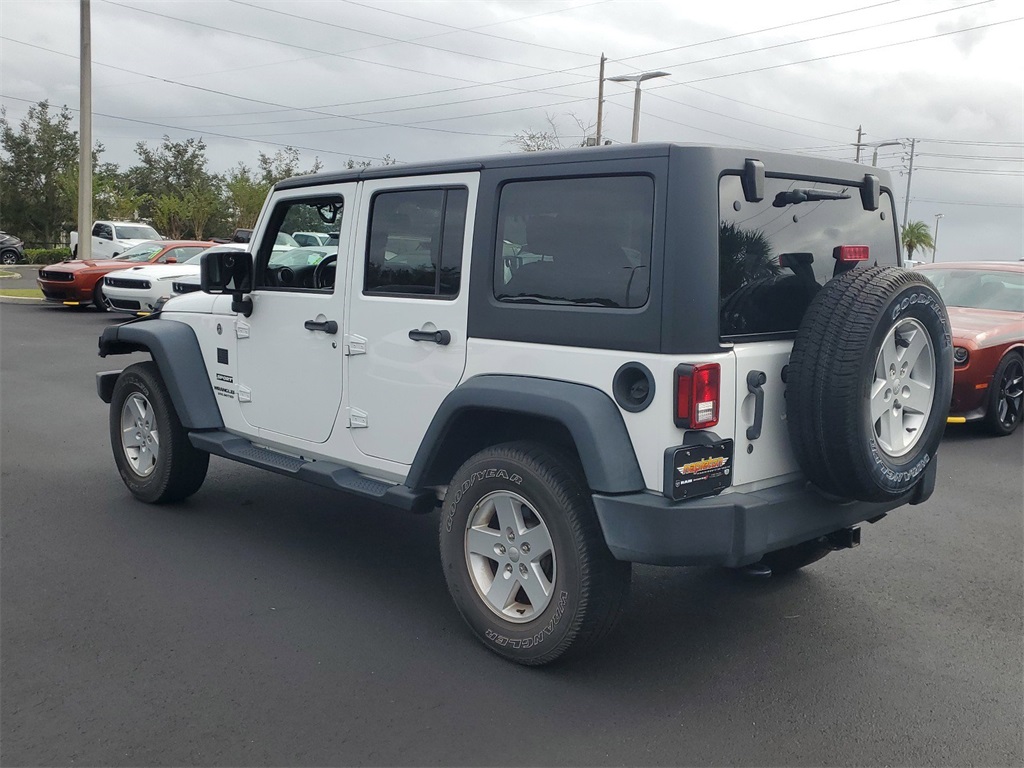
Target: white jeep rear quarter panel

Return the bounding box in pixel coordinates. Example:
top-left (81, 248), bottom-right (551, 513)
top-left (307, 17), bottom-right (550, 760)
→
top-left (462, 339), bottom-right (737, 495)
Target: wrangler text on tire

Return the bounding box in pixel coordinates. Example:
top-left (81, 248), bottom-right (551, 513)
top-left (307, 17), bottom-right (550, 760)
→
top-left (787, 266), bottom-right (953, 502)
top-left (439, 442), bottom-right (630, 665)
top-left (109, 361), bottom-right (209, 504)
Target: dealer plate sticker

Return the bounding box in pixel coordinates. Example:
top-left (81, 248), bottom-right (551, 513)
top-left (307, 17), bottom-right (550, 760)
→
top-left (670, 440), bottom-right (734, 500)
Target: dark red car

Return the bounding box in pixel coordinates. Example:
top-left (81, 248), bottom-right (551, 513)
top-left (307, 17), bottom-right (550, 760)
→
top-left (917, 261), bottom-right (1024, 435)
top-left (36, 240), bottom-right (212, 311)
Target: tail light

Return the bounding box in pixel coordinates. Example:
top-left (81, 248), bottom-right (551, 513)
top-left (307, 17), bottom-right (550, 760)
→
top-left (833, 245), bottom-right (869, 262)
top-left (674, 363), bottom-right (720, 429)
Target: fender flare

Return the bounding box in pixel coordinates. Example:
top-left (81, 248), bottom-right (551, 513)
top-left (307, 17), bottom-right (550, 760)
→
top-left (97, 318), bottom-right (223, 430)
top-left (406, 375), bottom-right (645, 494)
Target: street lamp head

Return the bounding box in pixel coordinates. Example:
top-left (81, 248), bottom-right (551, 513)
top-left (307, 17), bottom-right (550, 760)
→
top-left (607, 71), bottom-right (671, 84)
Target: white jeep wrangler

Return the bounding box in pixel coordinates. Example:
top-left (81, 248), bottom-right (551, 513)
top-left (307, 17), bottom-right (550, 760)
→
top-left (98, 144), bottom-right (952, 665)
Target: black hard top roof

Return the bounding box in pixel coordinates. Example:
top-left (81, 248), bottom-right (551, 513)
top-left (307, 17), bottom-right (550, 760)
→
top-left (274, 142), bottom-right (887, 191)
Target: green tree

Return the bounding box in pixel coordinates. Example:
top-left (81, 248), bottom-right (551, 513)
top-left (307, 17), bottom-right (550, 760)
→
top-left (128, 136), bottom-right (226, 237)
top-left (224, 163), bottom-right (267, 230)
top-left (152, 195), bottom-right (187, 240)
top-left (257, 147), bottom-right (323, 185)
top-left (0, 101), bottom-right (80, 246)
top-left (901, 220), bottom-right (934, 261)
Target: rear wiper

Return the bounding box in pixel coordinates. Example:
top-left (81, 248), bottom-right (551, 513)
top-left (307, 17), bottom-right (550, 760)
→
top-left (773, 188), bottom-right (851, 207)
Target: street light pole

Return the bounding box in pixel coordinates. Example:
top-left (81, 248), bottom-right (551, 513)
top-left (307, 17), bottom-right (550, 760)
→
top-left (932, 213), bottom-right (944, 263)
top-left (607, 70), bottom-right (670, 143)
top-left (78, 0), bottom-right (92, 260)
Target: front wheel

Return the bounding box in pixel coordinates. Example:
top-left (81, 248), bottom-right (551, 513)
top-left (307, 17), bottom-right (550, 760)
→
top-left (93, 282), bottom-right (110, 311)
top-left (1, 249), bottom-right (18, 265)
top-left (985, 352), bottom-right (1023, 436)
top-left (109, 361), bottom-right (209, 503)
top-left (439, 442), bottom-right (630, 665)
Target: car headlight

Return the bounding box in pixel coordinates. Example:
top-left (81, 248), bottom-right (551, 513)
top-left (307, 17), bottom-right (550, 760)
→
top-left (953, 346), bottom-right (969, 365)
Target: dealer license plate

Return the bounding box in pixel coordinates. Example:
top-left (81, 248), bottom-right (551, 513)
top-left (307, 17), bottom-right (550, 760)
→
top-left (668, 440), bottom-right (734, 501)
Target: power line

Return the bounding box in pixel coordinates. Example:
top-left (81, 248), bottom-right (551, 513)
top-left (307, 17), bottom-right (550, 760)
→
top-left (915, 166), bottom-right (1024, 175)
top-left (914, 197), bottom-right (1024, 208)
top-left (652, 15), bottom-right (1024, 87)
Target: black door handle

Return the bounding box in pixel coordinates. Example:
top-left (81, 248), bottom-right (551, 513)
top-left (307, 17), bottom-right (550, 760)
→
top-left (746, 369), bottom-right (767, 440)
top-left (408, 329), bottom-right (451, 345)
top-left (304, 319), bottom-right (338, 334)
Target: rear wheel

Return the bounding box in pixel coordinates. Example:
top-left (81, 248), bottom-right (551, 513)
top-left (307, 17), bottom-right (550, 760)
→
top-left (109, 362), bottom-right (209, 503)
top-left (1, 249), bottom-right (18, 265)
top-left (439, 442), bottom-right (630, 665)
top-left (984, 352), bottom-right (1023, 436)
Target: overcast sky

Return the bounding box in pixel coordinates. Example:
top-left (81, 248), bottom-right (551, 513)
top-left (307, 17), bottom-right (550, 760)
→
top-left (2, 0), bottom-right (1022, 261)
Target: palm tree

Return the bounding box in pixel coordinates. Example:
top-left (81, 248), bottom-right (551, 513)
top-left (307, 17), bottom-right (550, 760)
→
top-left (901, 221), bottom-right (934, 262)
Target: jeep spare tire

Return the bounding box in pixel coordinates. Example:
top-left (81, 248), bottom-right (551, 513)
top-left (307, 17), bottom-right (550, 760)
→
top-left (786, 265), bottom-right (952, 502)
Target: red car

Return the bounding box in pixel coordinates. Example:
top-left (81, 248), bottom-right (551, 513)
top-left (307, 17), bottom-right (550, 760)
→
top-left (917, 261), bottom-right (1024, 435)
top-left (36, 240), bottom-right (212, 311)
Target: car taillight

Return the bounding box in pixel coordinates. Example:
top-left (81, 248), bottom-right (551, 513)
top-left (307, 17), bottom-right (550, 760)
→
top-left (674, 363), bottom-right (720, 429)
top-left (834, 245), bottom-right (869, 262)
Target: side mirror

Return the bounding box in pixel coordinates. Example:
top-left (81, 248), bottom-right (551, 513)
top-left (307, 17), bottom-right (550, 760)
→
top-left (164, 257), bottom-right (177, 264)
top-left (201, 250), bottom-right (253, 316)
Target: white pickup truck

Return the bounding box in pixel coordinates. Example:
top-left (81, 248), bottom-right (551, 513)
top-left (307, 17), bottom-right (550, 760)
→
top-left (71, 221), bottom-right (162, 259)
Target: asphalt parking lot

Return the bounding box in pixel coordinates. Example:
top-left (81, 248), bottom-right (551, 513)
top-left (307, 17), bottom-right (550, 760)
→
top-left (1, 300), bottom-right (1022, 767)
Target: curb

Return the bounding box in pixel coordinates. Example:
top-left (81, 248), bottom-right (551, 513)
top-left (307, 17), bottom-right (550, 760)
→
top-left (0, 295), bottom-right (46, 304)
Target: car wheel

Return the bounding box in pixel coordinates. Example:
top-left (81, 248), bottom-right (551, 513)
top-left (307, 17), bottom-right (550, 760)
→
top-left (758, 539), bottom-right (832, 575)
top-left (984, 352), bottom-right (1023, 436)
top-left (787, 266), bottom-right (953, 502)
top-left (1, 249), bottom-right (18, 265)
top-left (109, 361), bottom-right (210, 504)
top-left (439, 442), bottom-right (630, 665)
top-left (93, 282), bottom-right (110, 312)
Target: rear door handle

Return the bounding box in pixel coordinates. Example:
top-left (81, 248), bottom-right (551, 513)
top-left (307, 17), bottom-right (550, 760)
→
top-left (408, 329), bottom-right (451, 345)
top-left (304, 319), bottom-right (338, 334)
top-left (746, 369), bottom-right (767, 440)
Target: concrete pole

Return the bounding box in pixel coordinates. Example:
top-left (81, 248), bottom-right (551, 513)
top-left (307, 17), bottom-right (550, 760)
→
top-left (932, 213), bottom-right (943, 263)
top-left (595, 53), bottom-right (606, 146)
top-left (854, 125), bottom-right (862, 163)
top-left (78, 0), bottom-right (92, 260)
top-left (630, 82), bottom-right (642, 143)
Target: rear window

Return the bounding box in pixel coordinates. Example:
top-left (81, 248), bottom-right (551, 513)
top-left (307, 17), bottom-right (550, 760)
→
top-left (719, 175), bottom-right (898, 339)
top-left (495, 176), bottom-right (654, 309)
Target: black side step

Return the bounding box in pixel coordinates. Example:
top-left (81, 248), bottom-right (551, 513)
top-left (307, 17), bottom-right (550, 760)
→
top-left (189, 430), bottom-right (437, 513)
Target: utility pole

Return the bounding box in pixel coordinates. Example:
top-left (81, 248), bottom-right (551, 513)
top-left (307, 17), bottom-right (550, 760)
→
top-left (854, 125), bottom-right (863, 163)
top-left (595, 53), bottom-right (606, 147)
top-left (78, 0), bottom-right (92, 260)
top-left (902, 137), bottom-right (916, 229)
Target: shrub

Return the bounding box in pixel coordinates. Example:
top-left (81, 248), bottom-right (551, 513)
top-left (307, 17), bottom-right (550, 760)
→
top-left (24, 248), bottom-right (72, 265)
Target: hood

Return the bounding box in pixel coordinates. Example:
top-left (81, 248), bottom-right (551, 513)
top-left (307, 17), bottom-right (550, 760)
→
top-left (122, 263), bottom-right (201, 280)
top-left (947, 306), bottom-right (1024, 346)
top-left (115, 238), bottom-right (152, 248)
top-left (45, 258), bottom-right (127, 272)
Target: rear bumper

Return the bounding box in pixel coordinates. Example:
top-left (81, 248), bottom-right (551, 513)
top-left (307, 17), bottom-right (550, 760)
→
top-left (593, 463), bottom-right (935, 567)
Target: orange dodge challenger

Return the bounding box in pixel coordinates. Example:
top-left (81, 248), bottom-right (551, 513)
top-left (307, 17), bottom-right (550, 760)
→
top-left (917, 261), bottom-right (1023, 435)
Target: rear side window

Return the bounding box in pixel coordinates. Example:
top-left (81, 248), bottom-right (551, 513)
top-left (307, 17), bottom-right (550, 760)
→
top-left (495, 176), bottom-right (654, 308)
top-left (364, 187), bottom-right (468, 298)
top-left (719, 175), bottom-right (898, 339)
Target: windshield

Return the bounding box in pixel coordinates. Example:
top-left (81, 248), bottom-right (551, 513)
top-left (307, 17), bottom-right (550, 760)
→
top-left (920, 268), bottom-right (1024, 312)
top-left (185, 245), bottom-right (245, 266)
top-left (114, 242), bottom-right (164, 262)
top-left (114, 225), bottom-right (160, 240)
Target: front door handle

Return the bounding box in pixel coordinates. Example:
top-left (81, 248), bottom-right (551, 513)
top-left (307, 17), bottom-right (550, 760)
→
top-left (408, 329), bottom-right (451, 345)
top-left (304, 319), bottom-right (338, 334)
top-left (746, 370), bottom-right (767, 440)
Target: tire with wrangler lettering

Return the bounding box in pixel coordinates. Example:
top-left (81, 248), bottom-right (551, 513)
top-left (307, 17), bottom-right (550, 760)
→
top-left (439, 442), bottom-right (631, 666)
top-left (786, 266), bottom-right (953, 502)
